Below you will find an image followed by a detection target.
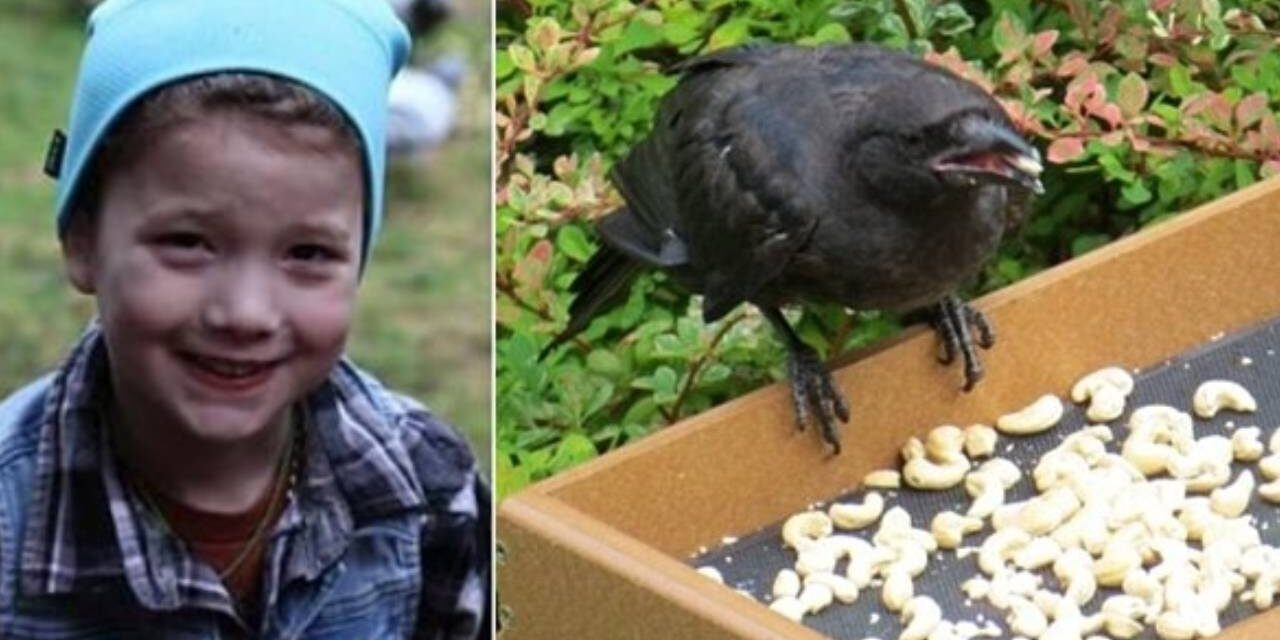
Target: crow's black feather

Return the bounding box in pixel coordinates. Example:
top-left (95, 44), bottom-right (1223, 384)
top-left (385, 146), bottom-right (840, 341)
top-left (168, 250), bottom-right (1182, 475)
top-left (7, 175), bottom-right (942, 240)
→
top-left (544, 43), bottom-right (1042, 448)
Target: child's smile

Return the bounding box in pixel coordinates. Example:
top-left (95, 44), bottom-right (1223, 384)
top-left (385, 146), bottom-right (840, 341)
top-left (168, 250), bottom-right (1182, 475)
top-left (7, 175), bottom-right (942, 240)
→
top-left (64, 110), bottom-right (364, 446)
top-left (177, 350), bottom-right (286, 394)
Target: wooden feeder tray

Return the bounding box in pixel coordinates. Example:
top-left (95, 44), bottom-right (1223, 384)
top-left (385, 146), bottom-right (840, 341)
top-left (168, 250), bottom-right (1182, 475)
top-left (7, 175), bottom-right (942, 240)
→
top-left (498, 176), bottom-right (1280, 640)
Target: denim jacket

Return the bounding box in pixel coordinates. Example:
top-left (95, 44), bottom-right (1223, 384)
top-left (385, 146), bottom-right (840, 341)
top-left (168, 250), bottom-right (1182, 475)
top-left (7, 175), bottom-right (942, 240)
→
top-left (0, 327), bottom-right (490, 639)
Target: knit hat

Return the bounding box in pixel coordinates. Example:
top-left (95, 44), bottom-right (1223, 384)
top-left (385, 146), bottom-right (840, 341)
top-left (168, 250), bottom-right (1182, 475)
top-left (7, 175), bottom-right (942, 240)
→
top-left (47, 0), bottom-right (411, 262)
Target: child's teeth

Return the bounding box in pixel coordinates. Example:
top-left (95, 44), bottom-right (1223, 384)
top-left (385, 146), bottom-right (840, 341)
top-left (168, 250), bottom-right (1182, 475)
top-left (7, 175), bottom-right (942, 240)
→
top-left (198, 357), bottom-right (262, 377)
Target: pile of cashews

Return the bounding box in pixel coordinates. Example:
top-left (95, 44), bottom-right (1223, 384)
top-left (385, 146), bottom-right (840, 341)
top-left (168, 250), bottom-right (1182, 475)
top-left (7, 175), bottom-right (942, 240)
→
top-left (698, 366), bottom-right (1280, 640)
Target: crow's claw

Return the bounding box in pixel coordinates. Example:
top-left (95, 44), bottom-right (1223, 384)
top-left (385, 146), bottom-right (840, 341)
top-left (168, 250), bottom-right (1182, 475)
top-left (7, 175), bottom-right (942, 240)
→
top-left (785, 347), bottom-right (849, 453)
top-left (931, 295), bottom-right (995, 392)
top-left (763, 306), bottom-right (849, 453)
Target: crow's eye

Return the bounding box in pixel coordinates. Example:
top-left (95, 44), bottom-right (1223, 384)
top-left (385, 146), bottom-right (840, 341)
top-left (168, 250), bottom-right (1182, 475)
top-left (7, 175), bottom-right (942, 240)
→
top-left (902, 131), bottom-right (924, 146)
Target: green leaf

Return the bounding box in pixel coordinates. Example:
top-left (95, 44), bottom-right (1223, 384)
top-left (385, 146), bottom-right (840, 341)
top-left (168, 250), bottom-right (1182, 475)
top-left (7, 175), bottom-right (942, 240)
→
top-left (586, 349), bottom-right (625, 376)
top-left (1168, 65), bottom-right (1195, 98)
top-left (992, 12), bottom-right (1026, 59)
top-left (1070, 233), bottom-right (1111, 257)
top-left (1235, 93), bottom-right (1269, 129)
top-left (1120, 180), bottom-right (1153, 206)
top-left (555, 224), bottom-right (594, 262)
top-left (509, 45), bottom-right (538, 73)
top-left (614, 19), bottom-right (664, 55)
top-left (496, 449), bottom-right (531, 501)
top-left (1234, 159), bottom-right (1257, 190)
top-left (1115, 72), bottom-right (1149, 118)
top-left (621, 396), bottom-right (659, 425)
top-left (549, 432), bottom-right (598, 471)
top-left (800, 22), bottom-right (852, 45)
top-left (708, 18), bottom-right (751, 50)
top-left (653, 333), bottom-right (683, 354)
top-left (700, 363), bottom-right (732, 384)
top-left (932, 3), bottom-right (975, 36)
top-left (651, 366), bottom-right (678, 395)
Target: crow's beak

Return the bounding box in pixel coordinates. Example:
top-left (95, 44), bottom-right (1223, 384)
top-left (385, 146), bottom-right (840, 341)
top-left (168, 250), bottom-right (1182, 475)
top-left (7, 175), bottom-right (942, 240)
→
top-left (932, 120), bottom-right (1044, 194)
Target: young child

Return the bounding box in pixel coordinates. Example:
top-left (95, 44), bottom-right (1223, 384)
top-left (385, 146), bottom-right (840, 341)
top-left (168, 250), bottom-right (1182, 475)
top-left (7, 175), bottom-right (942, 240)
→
top-left (0, 1), bottom-right (489, 638)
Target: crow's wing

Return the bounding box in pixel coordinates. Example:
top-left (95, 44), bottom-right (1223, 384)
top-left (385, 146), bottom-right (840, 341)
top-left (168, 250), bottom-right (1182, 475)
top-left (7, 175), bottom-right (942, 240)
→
top-left (661, 47), bottom-right (838, 322)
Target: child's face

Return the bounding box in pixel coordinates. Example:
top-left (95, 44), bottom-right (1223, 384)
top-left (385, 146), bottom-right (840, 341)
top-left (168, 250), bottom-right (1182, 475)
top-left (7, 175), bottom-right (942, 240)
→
top-left (63, 111), bottom-right (364, 444)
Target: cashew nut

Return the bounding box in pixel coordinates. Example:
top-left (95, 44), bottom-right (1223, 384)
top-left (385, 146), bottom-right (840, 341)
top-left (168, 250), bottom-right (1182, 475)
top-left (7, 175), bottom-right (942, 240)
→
top-left (882, 567), bottom-right (913, 612)
top-left (1193, 379), bottom-right (1257, 418)
top-left (903, 455), bottom-right (969, 490)
top-left (1006, 595), bottom-right (1049, 637)
top-left (964, 471), bottom-right (1005, 519)
top-left (1259, 478), bottom-right (1280, 504)
top-left (1053, 548), bottom-right (1097, 606)
top-left (926, 425), bottom-right (966, 462)
top-left (1015, 487), bottom-right (1081, 535)
top-left (1128, 405), bottom-right (1194, 450)
top-left (996, 394), bottom-right (1064, 435)
top-left (1153, 609), bottom-right (1197, 640)
top-left (1100, 595), bottom-right (1146, 639)
top-left (829, 492), bottom-right (884, 530)
top-left (901, 436), bottom-right (926, 462)
top-left (797, 581), bottom-right (834, 613)
top-left (696, 566), bottom-right (723, 583)
top-left (900, 596), bottom-right (942, 640)
top-left (975, 457), bottom-right (1022, 488)
top-left (1092, 541), bottom-right (1141, 587)
top-left (930, 511), bottom-right (982, 550)
top-left (1254, 568), bottom-right (1279, 609)
top-left (803, 572), bottom-right (858, 604)
top-left (768, 596), bottom-right (806, 622)
top-left (1232, 426), bottom-right (1265, 462)
top-left (963, 424), bottom-right (998, 458)
top-left (772, 568), bottom-right (800, 598)
top-left (846, 543), bottom-right (892, 588)
top-left (1209, 469), bottom-right (1254, 517)
top-left (1071, 366), bottom-right (1135, 403)
top-left (864, 469), bottom-right (901, 489)
top-left (979, 528), bottom-right (1031, 576)
top-left (1013, 536), bottom-right (1062, 571)
top-left (1260, 453), bottom-right (1280, 480)
top-left (795, 544), bottom-right (838, 576)
top-left (1086, 384), bottom-right (1128, 423)
top-left (781, 511), bottom-right (832, 550)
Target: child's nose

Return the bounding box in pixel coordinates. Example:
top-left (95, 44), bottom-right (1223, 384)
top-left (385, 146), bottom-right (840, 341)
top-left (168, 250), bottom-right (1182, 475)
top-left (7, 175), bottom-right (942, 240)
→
top-left (200, 266), bottom-right (283, 338)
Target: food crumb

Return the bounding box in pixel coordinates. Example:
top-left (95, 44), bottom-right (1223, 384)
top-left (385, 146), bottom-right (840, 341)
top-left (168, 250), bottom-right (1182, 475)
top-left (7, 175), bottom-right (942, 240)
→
top-left (722, 536), bottom-right (738, 545)
top-left (869, 612), bottom-right (880, 624)
top-left (1241, 356), bottom-right (1254, 366)
top-left (1210, 331), bottom-right (1225, 341)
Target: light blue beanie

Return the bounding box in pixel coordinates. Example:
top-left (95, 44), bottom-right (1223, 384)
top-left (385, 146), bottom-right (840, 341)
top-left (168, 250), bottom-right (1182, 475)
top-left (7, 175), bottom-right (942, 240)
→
top-left (49, 0), bottom-right (411, 262)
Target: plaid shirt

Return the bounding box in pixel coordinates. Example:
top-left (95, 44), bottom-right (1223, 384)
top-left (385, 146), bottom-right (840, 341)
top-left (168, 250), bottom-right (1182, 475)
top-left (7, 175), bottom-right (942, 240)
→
top-left (2, 325), bottom-right (489, 638)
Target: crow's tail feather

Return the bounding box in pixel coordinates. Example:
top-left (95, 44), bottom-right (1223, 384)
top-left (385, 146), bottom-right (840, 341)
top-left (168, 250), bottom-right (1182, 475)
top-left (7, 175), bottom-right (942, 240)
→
top-left (538, 245), bottom-right (642, 360)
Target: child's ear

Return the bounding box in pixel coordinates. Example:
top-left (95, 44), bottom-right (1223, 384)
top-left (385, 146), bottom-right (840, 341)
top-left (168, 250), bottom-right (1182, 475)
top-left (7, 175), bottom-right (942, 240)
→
top-left (62, 210), bottom-right (98, 294)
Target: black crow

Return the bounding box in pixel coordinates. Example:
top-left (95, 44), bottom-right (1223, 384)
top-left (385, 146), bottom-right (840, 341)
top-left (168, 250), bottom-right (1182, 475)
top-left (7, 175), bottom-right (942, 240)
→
top-left (543, 43), bottom-right (1043, 453)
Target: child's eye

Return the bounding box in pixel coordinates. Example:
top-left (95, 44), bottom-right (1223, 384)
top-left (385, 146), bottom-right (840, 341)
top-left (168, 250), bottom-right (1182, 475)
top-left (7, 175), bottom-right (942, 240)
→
top-left (287, 244), bottom-right (342, 263)
top-left (157, 232), bottom-right (208, 249)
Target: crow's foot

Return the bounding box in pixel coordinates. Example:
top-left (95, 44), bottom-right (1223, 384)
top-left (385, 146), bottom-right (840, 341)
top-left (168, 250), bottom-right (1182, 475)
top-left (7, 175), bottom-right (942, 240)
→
top-left (931, 295), bottom-right (995, 392)
top-left (786, 346), bottom-right (850, 453)
top-left (761, 306), bottom-right (849, 453)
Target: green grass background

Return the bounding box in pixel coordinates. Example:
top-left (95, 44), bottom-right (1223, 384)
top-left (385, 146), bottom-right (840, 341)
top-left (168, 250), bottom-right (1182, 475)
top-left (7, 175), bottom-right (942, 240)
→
top-left (0, 0), bottom-right (492, 471)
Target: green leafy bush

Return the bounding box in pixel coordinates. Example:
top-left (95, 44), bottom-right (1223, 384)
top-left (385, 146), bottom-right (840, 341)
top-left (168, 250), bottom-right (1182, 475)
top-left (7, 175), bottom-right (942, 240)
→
top-left (495, 0), bottom-right (1280, 499)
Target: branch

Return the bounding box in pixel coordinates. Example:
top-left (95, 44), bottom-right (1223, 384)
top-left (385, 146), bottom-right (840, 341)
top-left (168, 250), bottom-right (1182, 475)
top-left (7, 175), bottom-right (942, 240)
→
top-left (668, 311), bottom-right (747, 423)
top-left (495, 275), bottom-right (555, 323)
